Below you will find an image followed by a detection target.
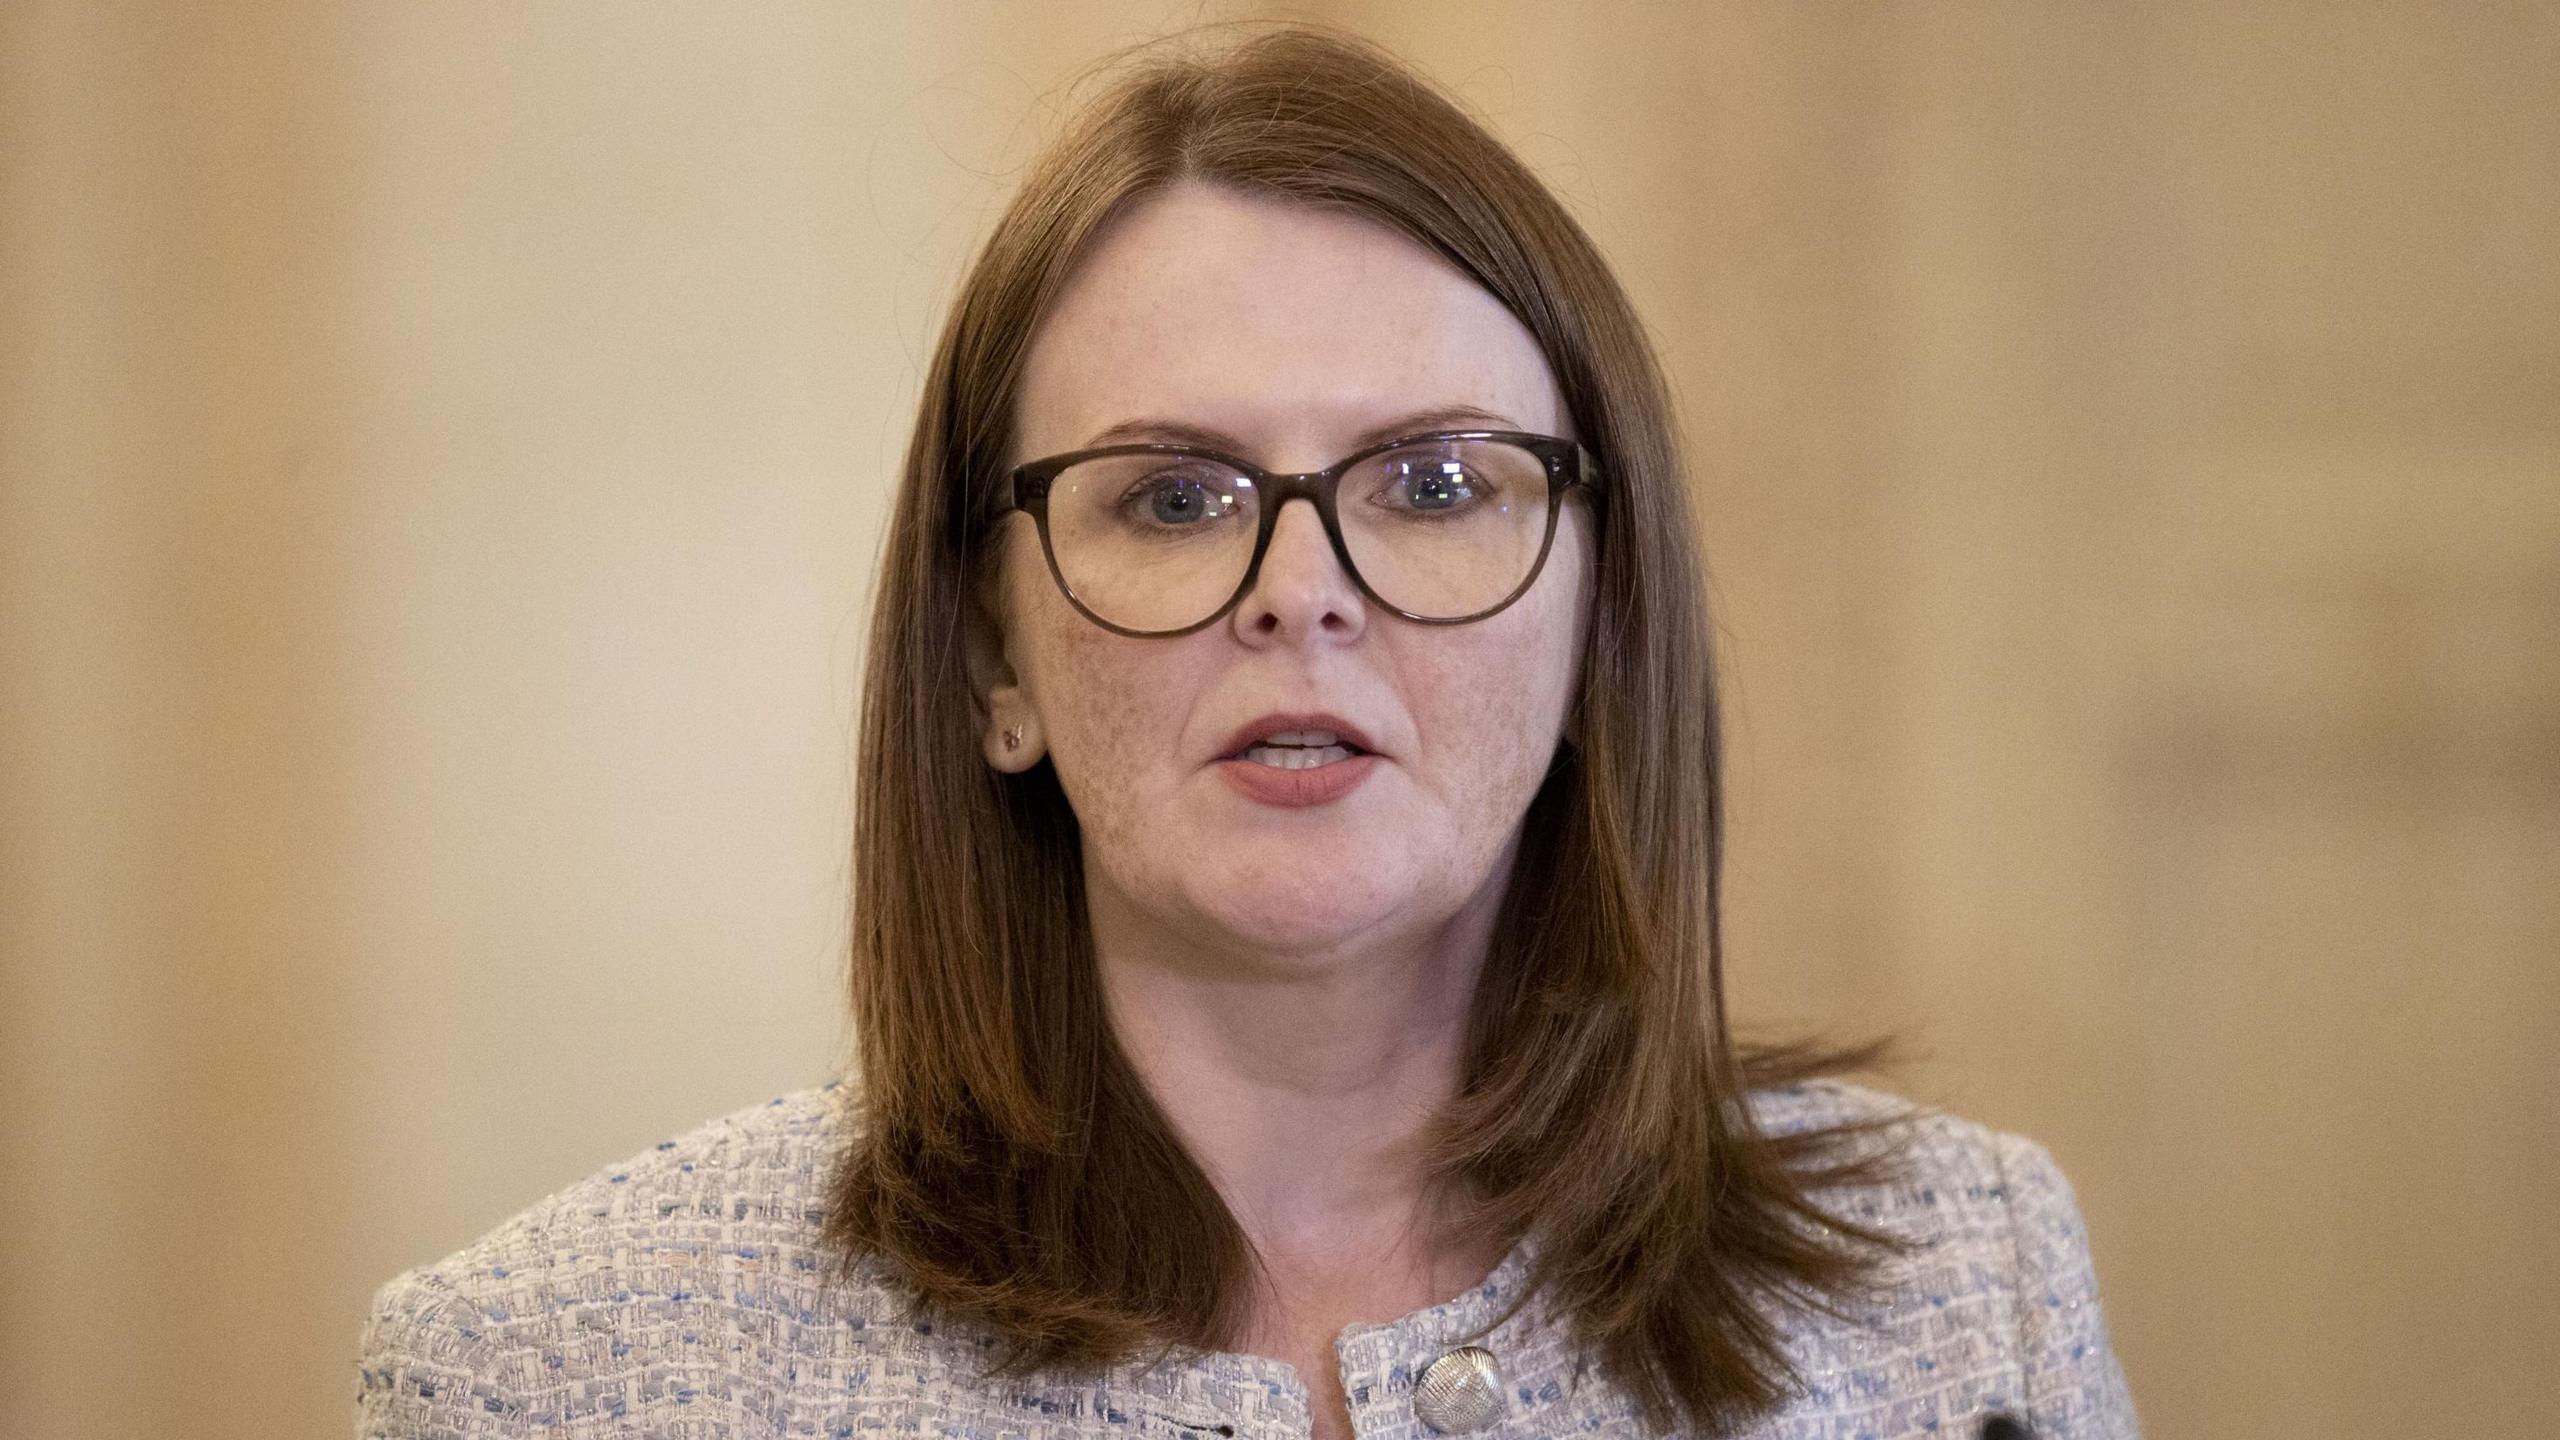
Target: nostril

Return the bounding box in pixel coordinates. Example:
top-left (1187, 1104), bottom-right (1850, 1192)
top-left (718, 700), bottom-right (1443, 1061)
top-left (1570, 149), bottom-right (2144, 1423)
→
top-left (1232, 511), bottom-right (1366, 636)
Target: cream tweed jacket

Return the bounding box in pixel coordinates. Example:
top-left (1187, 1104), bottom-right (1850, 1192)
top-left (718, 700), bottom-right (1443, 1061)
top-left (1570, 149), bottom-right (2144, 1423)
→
top-left (354, 1076), bottom-right (2139, 1438)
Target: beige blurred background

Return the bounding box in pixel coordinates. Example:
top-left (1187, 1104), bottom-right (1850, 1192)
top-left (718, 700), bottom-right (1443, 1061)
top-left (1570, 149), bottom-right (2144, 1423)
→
top-left (3, 2), bottom-right (2552, 1437)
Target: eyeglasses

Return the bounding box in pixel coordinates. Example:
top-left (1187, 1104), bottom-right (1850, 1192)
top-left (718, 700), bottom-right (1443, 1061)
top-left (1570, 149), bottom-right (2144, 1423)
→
top-left (1001, 430), bottom-right (1602, 638)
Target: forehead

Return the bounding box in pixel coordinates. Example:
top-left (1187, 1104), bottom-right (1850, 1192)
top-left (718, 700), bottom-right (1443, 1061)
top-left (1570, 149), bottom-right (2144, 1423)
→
top-left (1012, 181), bottom-right (1567, 463)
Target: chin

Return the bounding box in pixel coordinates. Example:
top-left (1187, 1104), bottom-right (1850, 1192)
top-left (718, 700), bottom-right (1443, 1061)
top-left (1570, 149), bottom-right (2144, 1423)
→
top-left (1205, 899), bottom-right (1388, 955)
top-left (1180, 858), bottom-right (1437, 955)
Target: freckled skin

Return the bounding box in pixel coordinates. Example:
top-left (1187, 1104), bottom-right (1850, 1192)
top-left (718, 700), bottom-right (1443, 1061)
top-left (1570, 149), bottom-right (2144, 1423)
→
top-left (980, 179), bottom-right (1594, 976)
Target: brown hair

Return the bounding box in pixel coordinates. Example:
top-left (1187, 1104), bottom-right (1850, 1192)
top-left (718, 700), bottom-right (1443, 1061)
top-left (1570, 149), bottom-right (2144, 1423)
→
top-left (822, 22), bottom-right (1913, 1437)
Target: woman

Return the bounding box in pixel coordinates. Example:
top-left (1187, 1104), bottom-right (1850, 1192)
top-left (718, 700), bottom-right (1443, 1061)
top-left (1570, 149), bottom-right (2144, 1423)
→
top-left (357, 24), bottom-right (2137, 1440)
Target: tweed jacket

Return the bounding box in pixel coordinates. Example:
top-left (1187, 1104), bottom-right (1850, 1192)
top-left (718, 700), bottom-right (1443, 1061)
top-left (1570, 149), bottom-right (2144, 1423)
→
top-left (354, 1076), bottom-right (2138, 1439)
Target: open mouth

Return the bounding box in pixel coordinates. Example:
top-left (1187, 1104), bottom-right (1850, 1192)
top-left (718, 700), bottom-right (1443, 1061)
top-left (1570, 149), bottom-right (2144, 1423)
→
top-left (1231, 729), bottom-right (1369, 770)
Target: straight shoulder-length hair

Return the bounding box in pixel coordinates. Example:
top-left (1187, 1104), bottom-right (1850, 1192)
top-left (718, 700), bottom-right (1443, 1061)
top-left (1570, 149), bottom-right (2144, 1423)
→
top-left (821, 23), bottom-right (1912, 1438)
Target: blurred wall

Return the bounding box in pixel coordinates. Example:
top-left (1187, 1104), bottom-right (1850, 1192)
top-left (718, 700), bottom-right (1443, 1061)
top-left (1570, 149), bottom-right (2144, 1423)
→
top-left (2, 3), bottom-right (2551, 1438)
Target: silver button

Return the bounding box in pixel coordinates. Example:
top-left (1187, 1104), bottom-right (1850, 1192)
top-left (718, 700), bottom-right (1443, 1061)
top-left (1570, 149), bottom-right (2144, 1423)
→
top-left (1412, 1345), bottom-right (1504, 1434)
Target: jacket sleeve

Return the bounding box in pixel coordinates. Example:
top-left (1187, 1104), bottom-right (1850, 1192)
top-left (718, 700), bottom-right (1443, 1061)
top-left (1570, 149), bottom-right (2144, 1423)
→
top-left (353, 1270), bottom-right (546, 1438)
top-left (1992, 1131), bottom-right (2141, 1439)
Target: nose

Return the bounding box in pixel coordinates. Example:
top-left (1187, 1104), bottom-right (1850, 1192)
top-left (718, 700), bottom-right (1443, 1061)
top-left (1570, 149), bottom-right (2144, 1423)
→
top-left (1231, 498), bottom-right (1365, 645)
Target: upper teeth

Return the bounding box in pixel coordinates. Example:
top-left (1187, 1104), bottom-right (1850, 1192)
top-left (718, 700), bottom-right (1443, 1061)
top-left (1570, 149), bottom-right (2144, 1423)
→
top-left (1242, 741), bottom-right (1353, 770)
top-left (1237, 729), bottom-right (1361, 770)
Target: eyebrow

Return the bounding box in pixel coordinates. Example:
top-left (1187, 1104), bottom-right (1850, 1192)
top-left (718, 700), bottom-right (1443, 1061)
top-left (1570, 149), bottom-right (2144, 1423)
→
top-left (1079, 404), bottom-right (1525, 456)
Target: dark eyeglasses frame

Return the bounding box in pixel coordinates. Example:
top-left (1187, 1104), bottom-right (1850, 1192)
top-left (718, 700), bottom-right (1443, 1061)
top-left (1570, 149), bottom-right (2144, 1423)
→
top-left (1001, 429), bottom-right (1603, 639)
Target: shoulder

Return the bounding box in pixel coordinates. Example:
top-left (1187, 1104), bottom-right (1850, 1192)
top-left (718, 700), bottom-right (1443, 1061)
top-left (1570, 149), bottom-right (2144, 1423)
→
top-left (355, 1075), bottom-right (912, 1434)
top-left (1744, 1075), bottom-right (2077, 1234)
top-left (1739, 1078), bottom-right (2141, 1436)
top-left (378, 1076), bottom-right (857, 1292)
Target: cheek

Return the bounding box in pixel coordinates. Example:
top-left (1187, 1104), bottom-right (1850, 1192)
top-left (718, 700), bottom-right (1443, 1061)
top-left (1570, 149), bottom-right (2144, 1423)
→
top-left (1404, 586), bottom-right (1585, 828)
top-left (1016, 603), bottom-right (1197, 851)
top-left (1480, 524), bottom-right (1591, 748)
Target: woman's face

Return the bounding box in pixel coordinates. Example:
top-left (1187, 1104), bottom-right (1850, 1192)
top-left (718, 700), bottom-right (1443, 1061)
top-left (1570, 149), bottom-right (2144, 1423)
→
top-left (981, 180), bottom-right (1593, 964)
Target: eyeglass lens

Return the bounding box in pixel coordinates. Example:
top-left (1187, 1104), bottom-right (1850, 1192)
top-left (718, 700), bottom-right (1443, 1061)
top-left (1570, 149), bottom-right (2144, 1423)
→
top-left (1042, 436), bottom-right (1553, 633)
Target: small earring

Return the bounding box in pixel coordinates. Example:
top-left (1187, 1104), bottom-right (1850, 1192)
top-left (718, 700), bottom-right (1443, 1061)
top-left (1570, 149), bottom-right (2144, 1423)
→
top-left (1002, 726), bottom-right (1022, 753)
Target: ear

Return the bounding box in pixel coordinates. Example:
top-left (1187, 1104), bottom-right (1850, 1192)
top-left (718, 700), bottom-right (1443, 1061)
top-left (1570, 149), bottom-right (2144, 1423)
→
top-left (963, 570), bottom-right (1047, 773)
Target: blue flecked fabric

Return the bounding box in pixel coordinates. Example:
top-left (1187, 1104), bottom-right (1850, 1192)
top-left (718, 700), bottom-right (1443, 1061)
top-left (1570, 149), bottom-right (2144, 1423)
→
top-left (354, 1076), bottom-right (2138, 1438)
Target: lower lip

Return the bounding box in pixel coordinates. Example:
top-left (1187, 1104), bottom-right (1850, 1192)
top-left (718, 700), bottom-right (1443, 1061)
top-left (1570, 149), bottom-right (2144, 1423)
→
top-left (1213, 753), bottom-right (1380, 807)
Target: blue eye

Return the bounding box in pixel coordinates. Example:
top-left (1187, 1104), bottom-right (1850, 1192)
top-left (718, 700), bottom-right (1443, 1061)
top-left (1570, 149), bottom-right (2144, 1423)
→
top-left (1146, 477), bottom-right (1214, 524)
top-left (1374, 458), bottom-right (1480, 513)
top-left (1111, 467), bottom-right (1242, 532)
top-left (1405, 468), bottom-right (1473, 510)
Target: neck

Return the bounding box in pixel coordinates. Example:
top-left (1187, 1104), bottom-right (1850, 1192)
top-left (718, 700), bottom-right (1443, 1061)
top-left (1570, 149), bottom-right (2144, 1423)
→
top-left (1087, 862), bottom-right (1505, 1306)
